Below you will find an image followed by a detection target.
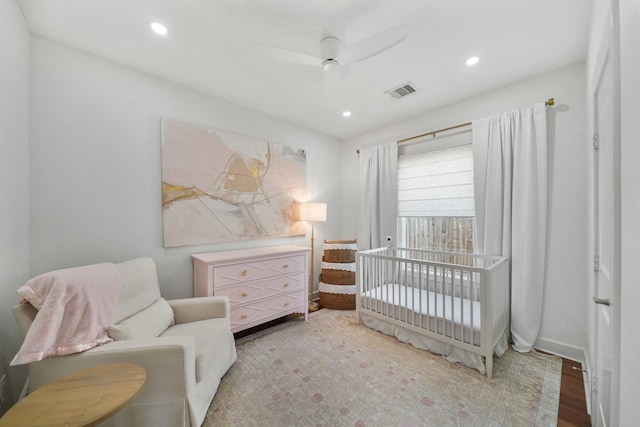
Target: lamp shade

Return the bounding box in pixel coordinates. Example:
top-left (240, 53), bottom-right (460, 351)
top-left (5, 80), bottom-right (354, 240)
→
top-left (298, 202), bottom-right (327, 222)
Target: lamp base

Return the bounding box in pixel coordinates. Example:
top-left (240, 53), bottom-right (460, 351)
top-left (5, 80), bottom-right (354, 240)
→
top-left (308, 301), bottom-right (320, 312)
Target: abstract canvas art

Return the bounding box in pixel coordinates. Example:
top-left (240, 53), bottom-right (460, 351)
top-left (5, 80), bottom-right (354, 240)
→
top-left (161, 119), bottom-right (307, 247)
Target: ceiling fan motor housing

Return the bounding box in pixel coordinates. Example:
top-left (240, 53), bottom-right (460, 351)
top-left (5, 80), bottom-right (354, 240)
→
top-left (320, 36), bottom-right (341, 63)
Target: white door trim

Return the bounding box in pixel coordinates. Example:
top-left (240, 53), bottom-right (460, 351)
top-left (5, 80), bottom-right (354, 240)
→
top-left (589, 2), bottom-right (622, 426)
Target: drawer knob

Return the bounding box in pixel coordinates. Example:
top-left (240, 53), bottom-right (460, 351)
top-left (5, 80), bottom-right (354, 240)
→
top-left (241, 314), bottom-right (247, 320)
top-left (241, 269), bottom-right (248, 276)
top-left (283, 282), bottom-right (289, 288)
top-left (241, 292), bottom-right (248, 297)
top-left (282, 264), bottom-right (289, 269)
top-left (284, 301), bottom-right (290, 307)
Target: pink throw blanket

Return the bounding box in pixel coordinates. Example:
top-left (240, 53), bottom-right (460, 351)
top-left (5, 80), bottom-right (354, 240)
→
top-left (11, 262), bottom-right (121, 366)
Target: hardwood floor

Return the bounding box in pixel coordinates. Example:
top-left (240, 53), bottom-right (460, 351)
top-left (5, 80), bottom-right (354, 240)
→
top-left (558, 358), bottom-right (591, 426)
top-left (234, 311), bottom-right (593, 425)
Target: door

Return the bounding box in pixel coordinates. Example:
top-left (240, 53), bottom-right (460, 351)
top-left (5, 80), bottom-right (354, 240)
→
top-left (591, 8), bottom-right (621, 427)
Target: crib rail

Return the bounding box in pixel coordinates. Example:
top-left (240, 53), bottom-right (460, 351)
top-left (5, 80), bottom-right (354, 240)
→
top-left (356, 247), bottom-right (509, 377)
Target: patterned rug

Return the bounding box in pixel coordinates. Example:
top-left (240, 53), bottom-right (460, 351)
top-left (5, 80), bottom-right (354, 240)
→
top-left (204, 309), bottom-right (561, 427)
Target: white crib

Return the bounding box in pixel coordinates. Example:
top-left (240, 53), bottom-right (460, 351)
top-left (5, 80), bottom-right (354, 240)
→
top-left (356, 247), bottom-right (509, 378)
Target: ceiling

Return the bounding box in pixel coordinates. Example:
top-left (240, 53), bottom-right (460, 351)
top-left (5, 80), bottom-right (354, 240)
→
top-left (17, 0), bottom-right (593, 139)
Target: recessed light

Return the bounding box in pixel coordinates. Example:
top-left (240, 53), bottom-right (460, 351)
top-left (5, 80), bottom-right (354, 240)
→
top-left (466, 56), bottom-right (480, 66)
top-left (150, 22), bottom-right (168, 35)
top-left (342, 111), bottom-right (352, 118)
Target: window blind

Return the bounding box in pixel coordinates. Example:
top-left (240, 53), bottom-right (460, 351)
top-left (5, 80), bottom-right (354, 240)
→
top-left (397, 144), bottom-right (475, 217)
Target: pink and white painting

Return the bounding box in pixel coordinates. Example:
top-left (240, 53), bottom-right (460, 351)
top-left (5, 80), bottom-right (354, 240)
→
top-left (161, 119), bottom-right (307, 247)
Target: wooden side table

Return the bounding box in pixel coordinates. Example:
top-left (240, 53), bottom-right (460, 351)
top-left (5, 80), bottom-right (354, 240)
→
top-left (0, 362), bottom-right (146, 427)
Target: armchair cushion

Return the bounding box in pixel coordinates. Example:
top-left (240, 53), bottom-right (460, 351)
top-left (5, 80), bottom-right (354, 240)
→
top-left (109, 298), bottom-right (175, 340)
top-left (161, 317), bottom-right (230, 382)
top-left (113, 257), bottom-right (162, 323)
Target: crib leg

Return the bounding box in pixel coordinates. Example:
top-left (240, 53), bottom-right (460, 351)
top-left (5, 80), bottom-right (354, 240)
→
top-left (486, 354), bottom-right (493, 379)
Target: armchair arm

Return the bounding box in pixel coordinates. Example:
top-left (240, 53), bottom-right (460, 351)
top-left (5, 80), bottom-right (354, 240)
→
top-left (168, 296), bottom-right (230, 324)
top-left (28, 336), bottom-right (197, 400)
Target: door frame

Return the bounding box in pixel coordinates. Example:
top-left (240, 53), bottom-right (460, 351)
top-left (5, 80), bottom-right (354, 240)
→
top-left (590, 2), bottom-right (622, 425)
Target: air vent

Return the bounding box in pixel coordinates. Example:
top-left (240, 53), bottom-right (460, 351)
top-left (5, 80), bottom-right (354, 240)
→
top-left (385, 82), bottom-right (418, 101)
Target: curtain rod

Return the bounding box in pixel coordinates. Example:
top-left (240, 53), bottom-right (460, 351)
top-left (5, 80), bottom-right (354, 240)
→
top-left (356, 98), bottom-right (555, 155)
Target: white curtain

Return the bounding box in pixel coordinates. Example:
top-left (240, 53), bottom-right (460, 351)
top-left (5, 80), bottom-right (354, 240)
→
top-left (472, 103), bottom-right (547, 353)
top-left (358, 142), bottom-right (398, 250)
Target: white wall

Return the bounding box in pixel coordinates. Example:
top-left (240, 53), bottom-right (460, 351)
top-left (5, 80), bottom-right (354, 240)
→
top-left (617, 0), bottom-right (640, 422)
top-left (28, 35), bottom-right (342, 300)
top-left (341, 63), bottom-right (589, 359)
top-left (0, 0), bottom-right (30, 412)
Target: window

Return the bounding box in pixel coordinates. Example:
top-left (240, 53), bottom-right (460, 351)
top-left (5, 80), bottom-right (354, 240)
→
top-left (397, 139), bottom-right (475, 252)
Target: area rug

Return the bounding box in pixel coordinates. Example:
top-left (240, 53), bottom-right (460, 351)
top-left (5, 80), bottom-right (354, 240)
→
top-left (203, 309), bottom-right (561, 426)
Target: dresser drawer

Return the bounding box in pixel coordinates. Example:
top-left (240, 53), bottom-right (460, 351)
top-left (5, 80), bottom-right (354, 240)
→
top-left (214, 272), bottom-right (305, 305)
top-left (229, 292), bottom-right (306, 332)
top-left (213, 255), bottom-right (305, 286)
top-left (263, 255), bottom-right (304, 274)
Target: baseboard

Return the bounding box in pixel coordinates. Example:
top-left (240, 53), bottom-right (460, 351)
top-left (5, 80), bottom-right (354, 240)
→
top-left (582, 350), bottom-right (592, 416)
top-left (534, 337), bottom-right (585, 362)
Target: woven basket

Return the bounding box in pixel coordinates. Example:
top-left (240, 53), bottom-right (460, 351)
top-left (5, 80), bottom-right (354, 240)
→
top-left (321, 269), bottom-right (355, 285)
top-left (321, 238), bottom-right (356, 310)
top-left (319, 292), bottom-right (356, 310)
top-left (323, 249), bottom-right (356, 263)
top-left (323, 239), bottom-right (357, 263)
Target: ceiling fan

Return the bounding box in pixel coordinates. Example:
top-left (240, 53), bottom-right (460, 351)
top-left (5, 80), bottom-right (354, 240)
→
top-left (254, 25), bottom-right (411, 105)
top-left (255, 25), bottom-right (412, 74)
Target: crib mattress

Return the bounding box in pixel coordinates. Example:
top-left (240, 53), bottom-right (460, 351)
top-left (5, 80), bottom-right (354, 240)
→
top-left (361, 283), bottom-right (482, 346)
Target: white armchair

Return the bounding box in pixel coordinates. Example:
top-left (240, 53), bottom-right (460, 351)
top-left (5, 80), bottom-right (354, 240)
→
top-left (12, 257), bottom-right (237, 427)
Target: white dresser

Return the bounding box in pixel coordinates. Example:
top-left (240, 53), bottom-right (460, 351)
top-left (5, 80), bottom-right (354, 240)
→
top-left (192, 246), bottom-right (310, 333)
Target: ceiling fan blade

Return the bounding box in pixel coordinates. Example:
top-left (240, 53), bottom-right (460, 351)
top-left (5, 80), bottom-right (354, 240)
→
top-left (252, 45), bottom-right (322, 67)
top-left (336, 24), bottom-right (411, 66)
